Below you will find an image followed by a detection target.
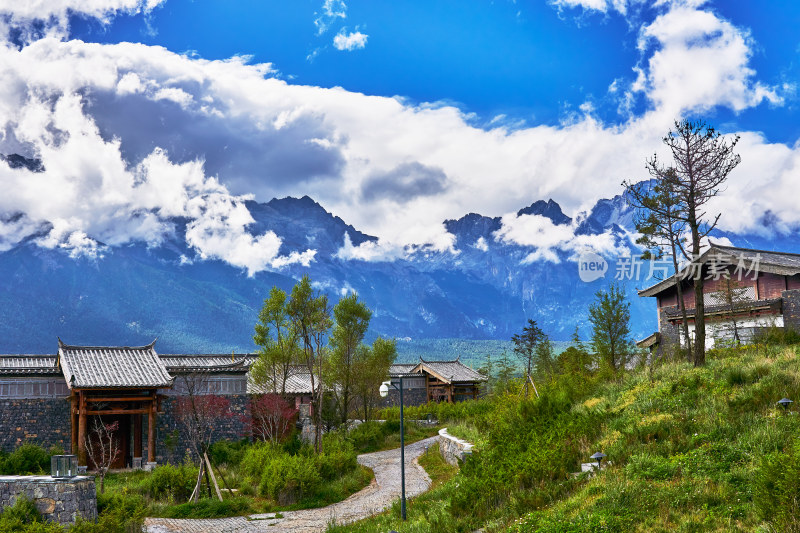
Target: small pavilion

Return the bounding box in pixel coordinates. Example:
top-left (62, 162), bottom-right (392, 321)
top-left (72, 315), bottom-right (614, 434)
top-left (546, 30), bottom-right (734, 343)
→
top-left (58, 340), bottom-right (173, 468)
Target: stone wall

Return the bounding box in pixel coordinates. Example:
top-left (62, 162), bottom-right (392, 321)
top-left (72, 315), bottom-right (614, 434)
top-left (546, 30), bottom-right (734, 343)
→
top-left (437, 428), bottom-right (474, 466)
top-left (379, 387), bottom-right (428, 408)
top-left (154, 394), bottom-right (250, 464)
top-left (0, 475), bottom-right (96, 525)
top-left (782, 289), bottom-right (800, 333)
top-left (657, 306), bottom-right (682, 358)
top-left (0, 397), bottom-right (71, 453)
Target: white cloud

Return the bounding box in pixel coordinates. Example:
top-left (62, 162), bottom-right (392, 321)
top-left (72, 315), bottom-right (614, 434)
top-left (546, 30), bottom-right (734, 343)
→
top-left (333, 29), bottom-right (368, 51)
top-left (634, 5), bottom-right (784, 120)
top-left (0, 1), bottom-right (796, 272)
top-left (314, 0), bottom-right (347, 35)
top-left (493, 213), bottom-right (629, 264)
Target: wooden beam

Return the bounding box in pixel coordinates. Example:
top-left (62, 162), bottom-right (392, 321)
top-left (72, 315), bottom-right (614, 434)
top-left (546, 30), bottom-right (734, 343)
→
top-left (77, 392), bottom-right (87, 466)
top-left (134, 414), bottom-right (143, 459)
top-left (83, 408), bottom-right (151, 416)
top-left (147, 401), bottom-right (156, 463)
top-left (85, 396), bottom-right (155, 403)
top-left (70, 395), bottom-right (78, 456)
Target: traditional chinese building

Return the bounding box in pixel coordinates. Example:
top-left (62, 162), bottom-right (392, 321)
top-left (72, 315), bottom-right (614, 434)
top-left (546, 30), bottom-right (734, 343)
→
top-left (384, 357), bottom-right (487, 407)
top-left (0, 339), bottom-right (485, 463)
top-left (637, 243), bottom-right (800, 355)
top-left (0, 341), bottom-right (252, 467)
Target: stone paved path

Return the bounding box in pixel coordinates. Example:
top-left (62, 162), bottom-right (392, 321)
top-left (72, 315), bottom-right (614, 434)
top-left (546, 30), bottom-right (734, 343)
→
top-left (145, 436), bottom-right (437, 533)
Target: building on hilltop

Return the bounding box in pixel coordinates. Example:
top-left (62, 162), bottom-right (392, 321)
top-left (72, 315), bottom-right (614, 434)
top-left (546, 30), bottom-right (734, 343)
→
top-left (637, 243), bottom-right (800, 355)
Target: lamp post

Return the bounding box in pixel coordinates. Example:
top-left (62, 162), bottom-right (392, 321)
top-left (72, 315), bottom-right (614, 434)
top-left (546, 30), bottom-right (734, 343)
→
top-left (590, 452), bottom-right (606, 470)
top-left (380, 376), bottom-right (406, 521)
top-left (777, 398), bottom-right (793, 411)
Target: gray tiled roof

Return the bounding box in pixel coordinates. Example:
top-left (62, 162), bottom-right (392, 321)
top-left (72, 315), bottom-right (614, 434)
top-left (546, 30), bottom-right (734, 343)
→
top-left (58, 340), bottom-right (173, 389)
top-left (248, 367), bottom-right (315, 395)
top-left (389, 363), bottom-right (416, 377)
top-left (413, 358), bottom-right (487, 383)
top-left (640, 243), bottom-right (800, 297)
top-left (0, 355), bottom-right (59, 375)
top-left (160, 354), bottom-right (256, 374)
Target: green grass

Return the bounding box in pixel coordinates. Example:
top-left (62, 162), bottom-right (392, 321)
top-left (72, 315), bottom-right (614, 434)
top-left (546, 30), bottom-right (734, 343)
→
top-left (330, 344), bottom-right (800, 533)
top-left (418, 443), bottom-right (458, 489)
top-left (445, 422), bottom-right (487, 448)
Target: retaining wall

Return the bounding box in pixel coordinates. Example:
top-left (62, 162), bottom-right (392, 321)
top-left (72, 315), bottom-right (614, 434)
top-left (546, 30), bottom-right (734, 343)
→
top-left (438, 428), bottom-right (474, 465)
top-left (0, 475), bottom-right (96, 525)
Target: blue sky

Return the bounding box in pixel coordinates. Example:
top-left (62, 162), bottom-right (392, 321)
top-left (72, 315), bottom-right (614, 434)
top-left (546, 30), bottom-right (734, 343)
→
top-left (70, 1), bottom-right (799, 141)
top-left (0, 0), bottom-right (798, 272)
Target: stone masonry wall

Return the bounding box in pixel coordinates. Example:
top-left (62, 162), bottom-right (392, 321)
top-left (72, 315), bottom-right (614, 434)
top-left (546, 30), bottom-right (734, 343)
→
top-left (0, 398), bottom-right (71, 453)
top-left (782, 289), bottom-right (800, 333)
top-left (657, 306), bottom-right (682, 358)
top-left (437, 428), bottom-right (474, 466)
top-left (154, 394), bottom-right (250, 464)
top-left (379, 387), bottom-right (428, 408)
top-left (0, 475), bottom-right (96, 525)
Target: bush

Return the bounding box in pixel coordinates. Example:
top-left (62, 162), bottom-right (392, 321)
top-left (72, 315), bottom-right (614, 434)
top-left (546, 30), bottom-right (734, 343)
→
top-left (0, 444), bottom-right (58, 475)
top-left (81, 492), bottom-right (147, 533)
top-left (208, 439), bottom-right (249, 467)
top-left (316, 434), bottom-right (357, 481)
top-left (140, 462), bottom-right (198, 503)
top-left (258, 454), bottom-right (321, 504)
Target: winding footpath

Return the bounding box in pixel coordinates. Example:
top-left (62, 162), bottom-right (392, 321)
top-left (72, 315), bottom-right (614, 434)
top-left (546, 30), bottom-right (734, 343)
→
top-left (145, 435), bottom-right (438, 533)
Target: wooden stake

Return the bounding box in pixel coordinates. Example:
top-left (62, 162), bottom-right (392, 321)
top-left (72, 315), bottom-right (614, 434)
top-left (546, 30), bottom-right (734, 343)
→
top-left (203, 452), bottom-right (223, 502)
top-left (190, 460), bottom-right (204, 503)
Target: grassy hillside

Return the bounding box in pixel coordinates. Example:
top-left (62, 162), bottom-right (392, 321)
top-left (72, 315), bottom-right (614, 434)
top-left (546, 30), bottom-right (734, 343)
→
top-left (334, 343), bottom-right (800, 532)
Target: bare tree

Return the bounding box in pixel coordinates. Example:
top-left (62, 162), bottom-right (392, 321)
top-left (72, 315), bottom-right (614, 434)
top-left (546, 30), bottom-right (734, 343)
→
top-left (84, 418), bottom-right (121, 494)
top-left (174, 371), bottom-right (230, 501)
top-left (645, 120), bottom-right (740, 366)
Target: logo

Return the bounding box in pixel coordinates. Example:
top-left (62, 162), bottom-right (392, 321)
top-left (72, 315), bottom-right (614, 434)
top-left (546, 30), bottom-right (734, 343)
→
top-left (578, 251), bottom-right (607, 283)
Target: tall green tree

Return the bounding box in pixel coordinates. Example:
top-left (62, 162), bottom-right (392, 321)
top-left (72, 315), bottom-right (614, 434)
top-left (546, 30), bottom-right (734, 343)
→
top-left (644, 120), bottom-right (740, 366)
top-left (557, 326), bottom-right (593, 375)
top-left (328, 292), bottom-right (373, 424)
top-left (588, 283), bottom-right (631, 373)
top-left (352, 337), bottom-right (396, 422)
top-left (623, 170), bottom-right (693, 360)
top-left (287, 275), bottom-right (332, 452)
top-left (511, 319), bottom-right (544, 398)
top-left (252, 286), bottom-right (300, 395)
top-left (535, 335), bottom-right (555, 378)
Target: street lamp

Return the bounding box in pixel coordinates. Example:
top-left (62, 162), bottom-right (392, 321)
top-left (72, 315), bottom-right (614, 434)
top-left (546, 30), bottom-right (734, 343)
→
top-left (380, 377), bottom-right (406, 520)
top-left (590, 452), bottom-right (607, 470)
top-left (777, 398), bottom-right (793, 411)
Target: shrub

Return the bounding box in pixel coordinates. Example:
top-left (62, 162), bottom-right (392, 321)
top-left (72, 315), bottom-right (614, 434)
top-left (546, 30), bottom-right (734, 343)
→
top-left (208, 439), bottom-right (249, 467)
top-left (0, 444), bottom-right (56, 475)
top-left (239, 442), bottom-right (281, 482)
top-left (258, 454), bottom-right (321, 504)
top-left (141, 462), bottom-right (198, 503)
top-left (316, 434), bottom-right (357, 480)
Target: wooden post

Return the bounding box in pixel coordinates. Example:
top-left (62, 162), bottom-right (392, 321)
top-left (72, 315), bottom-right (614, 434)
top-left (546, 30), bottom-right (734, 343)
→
top-left (134, 413), bottom-right (143, 459)
top-left (77, 392), bottom-right (87, 465)
top-left (70, 395), bottom-right (78, 456)
top-left (147, 399), bottom-right (156, 463)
